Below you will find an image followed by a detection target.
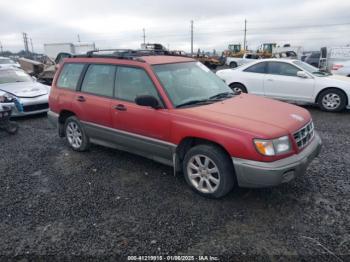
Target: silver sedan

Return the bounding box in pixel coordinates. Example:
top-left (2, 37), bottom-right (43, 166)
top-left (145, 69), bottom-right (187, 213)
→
top-left (0, 68), bottom-right (50, 116)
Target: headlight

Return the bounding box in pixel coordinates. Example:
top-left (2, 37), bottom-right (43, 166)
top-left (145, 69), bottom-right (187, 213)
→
top-left (0, 92), bottom-right (15, 103)
top-left (254, 136), bottom-right (291, 156)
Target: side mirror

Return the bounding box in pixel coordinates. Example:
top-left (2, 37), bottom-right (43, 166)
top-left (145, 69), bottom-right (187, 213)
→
top-left (297, 71), bottom-right (309, 78)
top-left (135, 95), bottom-right (161, 109)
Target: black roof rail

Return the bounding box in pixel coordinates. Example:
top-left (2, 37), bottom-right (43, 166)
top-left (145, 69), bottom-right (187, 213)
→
top-left (72, 48), bottom-right (190, 61)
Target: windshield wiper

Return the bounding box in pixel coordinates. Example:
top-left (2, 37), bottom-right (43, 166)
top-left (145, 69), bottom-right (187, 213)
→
top-left (176, 99), bottom-right (213, 108)
top-left (209, 92), bottom-right (235, 100)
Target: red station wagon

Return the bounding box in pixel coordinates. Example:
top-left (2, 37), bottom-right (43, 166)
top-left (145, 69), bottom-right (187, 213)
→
top-left (48, 50), bottom-right (322, 198)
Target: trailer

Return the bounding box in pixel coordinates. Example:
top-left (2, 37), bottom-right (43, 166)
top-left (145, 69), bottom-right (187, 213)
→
top-left (319, 46), bottom-right (350, 72)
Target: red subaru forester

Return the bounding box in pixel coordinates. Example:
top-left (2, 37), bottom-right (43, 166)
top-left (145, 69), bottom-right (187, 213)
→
top-left (48, 50), bottom-right (322, 198)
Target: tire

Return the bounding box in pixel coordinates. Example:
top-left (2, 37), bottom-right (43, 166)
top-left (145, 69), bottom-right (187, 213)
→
top-left (229, 83), bottom-right (247, 94)
top-left (229, 62), bottom-right (238, 68)
top-left (6, 121), bottom-right (18, 135)
top-left (64, 116), bottom-right (90, 151)
top-left (183, 144), bottom-right (235, 198)
top-left (317, 89), bottom-right (347, 112)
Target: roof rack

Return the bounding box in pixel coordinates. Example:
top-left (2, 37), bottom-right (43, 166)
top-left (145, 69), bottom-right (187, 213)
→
top-left (73, 48), bottom-right (189, 61)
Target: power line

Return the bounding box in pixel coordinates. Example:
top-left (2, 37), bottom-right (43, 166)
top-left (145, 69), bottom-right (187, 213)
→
top-left (142, 28), bottom-right (146, 44)
top-left (22, 32), bottom-right (29, 55)
top-left (243, 19), bottom-right (247, 51)
top-left (30, 38), bottom-right (34, 53)
top-left (190, 20), bottom-right (194, 56)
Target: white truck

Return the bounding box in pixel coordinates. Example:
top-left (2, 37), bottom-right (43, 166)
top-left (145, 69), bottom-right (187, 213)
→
top-left (319, 46), bottom-right (350, 73)
top-left (44, 42), bottom-right (96, 59)
top-left (225, 53), bottom-right (260, 68)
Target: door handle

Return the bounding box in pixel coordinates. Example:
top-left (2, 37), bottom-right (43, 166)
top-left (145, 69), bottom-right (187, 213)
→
top-left (114, 104), bottom-right (127, 111)
top-left (77, 96), bottom-right (85, 102)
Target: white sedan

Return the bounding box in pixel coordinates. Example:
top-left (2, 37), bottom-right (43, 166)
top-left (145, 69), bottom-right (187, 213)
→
top-left (216, 59), bottom-right (350, 112)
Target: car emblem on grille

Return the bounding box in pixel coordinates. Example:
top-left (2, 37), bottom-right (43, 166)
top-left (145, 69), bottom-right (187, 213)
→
top-left (290, 114), bottom-right (304, 122)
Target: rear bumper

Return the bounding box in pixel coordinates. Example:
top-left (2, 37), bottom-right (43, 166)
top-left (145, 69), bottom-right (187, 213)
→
top-left (47, 110), bottom-right (59, 128)
top-left (232, 132), bottom-right (322, 188)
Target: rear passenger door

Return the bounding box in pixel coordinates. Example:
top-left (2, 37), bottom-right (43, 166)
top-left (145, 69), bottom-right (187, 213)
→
top-left (72, 64), bottom-right (116, 128)
top-left (111, 66), bottom-right (173, 164)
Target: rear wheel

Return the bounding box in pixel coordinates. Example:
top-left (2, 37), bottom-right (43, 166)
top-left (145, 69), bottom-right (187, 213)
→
top-left (64, 116), bottom-right (90, 151)
top-left (229, 83), bottom-right (247, 94)
top-left (229, 62), bottom-right (238, 68)
top-left (183, 144), bottom-right (235, 198)
top-left (317, 89), bottom-right (347, 112)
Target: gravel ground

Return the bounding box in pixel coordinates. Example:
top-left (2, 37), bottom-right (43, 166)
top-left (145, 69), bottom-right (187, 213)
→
top-left (0, 107), bottom-right (349, 262)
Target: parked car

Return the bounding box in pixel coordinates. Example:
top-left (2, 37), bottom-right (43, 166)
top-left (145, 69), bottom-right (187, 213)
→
top-left (216, 59), bottom-right (350, 112)
top-left (48, 51), bottom-right (322, 198)
top-left (331, 60), bottom-right (350, 77)
top-left (0, 68), bottom-right (50, 116)
top-left (304, 51), bottom-right (320, 68)
top-left (226, 53), bottom-right (260, 68)
top-left (0, 56), bottom-right (20, 69)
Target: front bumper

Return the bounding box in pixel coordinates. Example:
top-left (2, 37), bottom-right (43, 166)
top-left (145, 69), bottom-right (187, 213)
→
top-left (232, 132), bottom-right (322, 188)
top-left (1, 95), bottom-right (49, 117)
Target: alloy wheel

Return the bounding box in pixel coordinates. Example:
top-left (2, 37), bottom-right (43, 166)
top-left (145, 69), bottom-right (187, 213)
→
top-left (187, 154), bottom-right (220, 193)
top-left (66, 122), bottom-right (83, 149)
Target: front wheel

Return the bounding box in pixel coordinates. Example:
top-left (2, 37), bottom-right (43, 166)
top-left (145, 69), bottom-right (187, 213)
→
top-left (64, 116), bottom-right (90, 151)
top-left (183, 144), bottom-right (235, 198)
top-left (6, 121), bottom-right (18, 135)
top-left (317, 89), bottom-right (347, 112)
top-left (229, 83), bottom-right (247, 94)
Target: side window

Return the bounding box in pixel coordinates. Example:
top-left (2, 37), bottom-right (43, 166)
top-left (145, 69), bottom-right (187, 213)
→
top-left (244, 62), bottom-right (267, 74)
top-left (57, 63), bottom-right (85, 90)
top-left (268, 62), bottom-right (300, 77)
top-left (81, 64), bottom-right (115, 97)
top-left (116, 66), bottom-right (159, 102)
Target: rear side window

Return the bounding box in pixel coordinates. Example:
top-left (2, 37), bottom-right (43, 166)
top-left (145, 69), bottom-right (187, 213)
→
top-left (268, 62), bottom-right (299, 77)
top-left (116, 66), bottom-right (159, 102)
top-left (57, 63), bottom-right (84, 90)
top-left (81, 64), bottom-right (116, 97)
top-left (244, 62), bottom-right (267, 74)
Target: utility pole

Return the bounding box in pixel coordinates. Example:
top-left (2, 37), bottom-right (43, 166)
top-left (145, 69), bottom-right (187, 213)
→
top-left (0, 41), bottom-right (3, 54)
top-left (22, 32), bottom-right (29, 56)
top-left (142, 28), bottom-right (146, 45)
top-left (243, 19), bottom-right (247, 51)
top-left (30, 38), bottom-right (34, 53)
top-left (190, 20), bottom-right (194, 56)
top-left (77, 34), bottom-right (81, 42)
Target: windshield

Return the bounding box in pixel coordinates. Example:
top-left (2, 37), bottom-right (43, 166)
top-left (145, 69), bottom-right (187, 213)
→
top-left (153, 62), bottom-right (233, 108)
top-left (293, 60), bottom-right (331, 76)
top-left (0, 69), bottom-right (33, 84)
top-left (0, 58), bottom-right (15, 64)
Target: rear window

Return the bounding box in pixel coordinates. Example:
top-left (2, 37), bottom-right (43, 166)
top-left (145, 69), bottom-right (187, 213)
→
top-left (57, 63), bottom-right (85, 90)
top-left (244, 62), bottom-right (267, 74)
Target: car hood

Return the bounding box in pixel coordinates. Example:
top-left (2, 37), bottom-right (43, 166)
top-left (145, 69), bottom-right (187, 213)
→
top-left (178, 94), bottom-right (311, 138)
top-left (0, 81), bottom-right (50, 98)
top-left (323, 74), bottom-right (350, 83)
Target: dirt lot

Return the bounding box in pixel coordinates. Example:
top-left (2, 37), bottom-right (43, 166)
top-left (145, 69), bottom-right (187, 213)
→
top-left (0, 106), bottom-right (349, 261)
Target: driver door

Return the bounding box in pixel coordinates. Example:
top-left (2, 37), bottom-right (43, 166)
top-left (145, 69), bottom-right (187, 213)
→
top-left (263, 61), bottom-right (315, 102)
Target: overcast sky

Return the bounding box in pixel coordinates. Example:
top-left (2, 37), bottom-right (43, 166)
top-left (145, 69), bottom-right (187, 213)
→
top-left (1, 0), bottom-right (350, 54)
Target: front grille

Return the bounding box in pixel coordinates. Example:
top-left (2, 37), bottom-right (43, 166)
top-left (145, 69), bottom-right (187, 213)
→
top-left (293, 121), bottom-right (314, 149)
top-left (23, 103), bottom-right (49, 112)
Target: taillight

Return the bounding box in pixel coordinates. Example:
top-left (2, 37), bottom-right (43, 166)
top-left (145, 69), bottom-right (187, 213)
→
top-left (332, 64), bottom-right (344, 70)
